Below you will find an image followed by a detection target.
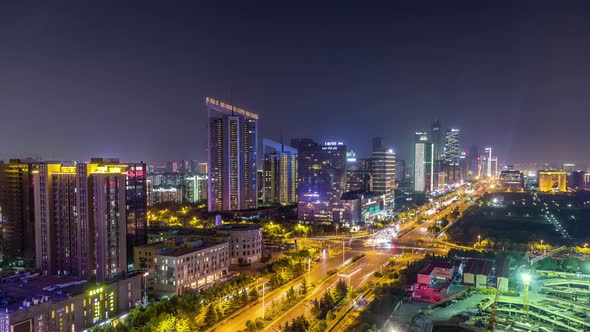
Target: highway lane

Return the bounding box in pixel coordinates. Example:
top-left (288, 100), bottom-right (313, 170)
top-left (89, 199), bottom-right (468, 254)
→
top-left (207, 249), bottom-right (360, 332)
top-left (263, 252), bottom-right (392, 331)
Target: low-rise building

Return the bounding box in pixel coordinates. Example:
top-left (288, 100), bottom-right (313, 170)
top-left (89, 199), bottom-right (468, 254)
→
top-left (538, 170), bottom-right (567, 193)
top-left (498, 170), bottom-right (525, 191)
top-left (416, 260), bottom-right (461, 286)
top-left (0, 272), bottom-right (142, 332)
top-left (463, 259), bottom-right (493, 288)
top-left (146, 224), bottom-right (262, 266)
top-left (135, 241), bottom-right (229, 295)
top-left (216, 224), bottom-right (262, 265)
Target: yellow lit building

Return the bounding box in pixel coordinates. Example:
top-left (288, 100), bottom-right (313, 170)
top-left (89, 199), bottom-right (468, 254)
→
top-left (538, 170), bottom-right (567, 192)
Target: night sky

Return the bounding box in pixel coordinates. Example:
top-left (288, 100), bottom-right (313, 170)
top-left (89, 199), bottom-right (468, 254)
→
top-left (2, 1), bottom-right (590, 166)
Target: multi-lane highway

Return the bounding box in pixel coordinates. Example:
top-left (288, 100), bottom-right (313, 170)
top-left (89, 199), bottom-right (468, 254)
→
top-left (210, 183), bottom-right (488, 331)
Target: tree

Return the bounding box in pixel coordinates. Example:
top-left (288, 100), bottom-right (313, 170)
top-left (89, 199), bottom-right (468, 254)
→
top-left (335, 279), bottom-right (348, 300)
top-left (300, 278), bottom-right (308, 295)
top-left (286, 286), bottom-right (296, 301)
top-left (249, 287), bottom-right (260, 301)
top-left (204, 304), bottom-right (218, 325)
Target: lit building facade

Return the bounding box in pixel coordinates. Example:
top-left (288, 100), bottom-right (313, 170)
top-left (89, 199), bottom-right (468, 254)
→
top-left (141, 241), bottom-right (229, 295)
top-left (0, 160), bottom-right (37, 262)
top-left (34, 161), bottom-right (128, 282)
top-left (184, 174), bottom-right (208, 203)
top-left (370, 137), bottom-right (396, 210)
top-left (262, 138), bottom-right (298, 205)
top-left (346, 152), bottom-right (372, 192)
top-left (430, 120), bottom-right (444, 161)
top-left (152, 186), bottom-right (182, 204)
top-left (414, 133), bottom-right (434, 193)
top-left (498, 170), bottom-right (525, 191)
top-left (0, 272), bottom-right (142, 332)
top-left (207, 97), bottom-right (258, 212)
top-left (538, 170), bottom-right (567, 192)
top-left (444, 128), bottom-right (460, 184)
top-left (295, 140), bottom-right (347, 223)
top-left (215, 224), bottom-right (262, 265)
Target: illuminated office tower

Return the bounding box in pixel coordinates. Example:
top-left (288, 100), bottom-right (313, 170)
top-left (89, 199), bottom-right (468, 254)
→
top-left (370, 137), bottom-right (396, 210)
top-left (483, 147), bottom-right (493, 178)
top-left (206, 97), bottom-right (258, 212)
top-left (346, 151), bottom-right (372, 192)
top-left (0, 159), bottom-right (38, 262)
top-left (34, 161), bottom-right (129, 281)
top-left (444, 128), bottom-right (460, 184)
top-left (430, 120), bottom-right (444, 161)
top-left (262, 138), bottom-right (298, 205)
top-left (414, 133), bottom-right (434, 192)
top-left (295, 140), bottom-right (347, 223)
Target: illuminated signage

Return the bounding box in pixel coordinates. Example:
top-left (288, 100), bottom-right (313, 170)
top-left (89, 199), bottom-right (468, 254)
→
top-left (88, 286), bottom-right (104, 297)
top-left (206, 97), bottom-right (259, 120)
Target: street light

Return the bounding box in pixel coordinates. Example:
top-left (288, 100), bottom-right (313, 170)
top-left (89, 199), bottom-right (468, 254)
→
top-left (521, 273), bottom-right (531, 316)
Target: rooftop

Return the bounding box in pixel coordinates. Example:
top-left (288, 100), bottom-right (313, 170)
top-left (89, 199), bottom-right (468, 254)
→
top-left (464, 258), bottom-right (493, 276)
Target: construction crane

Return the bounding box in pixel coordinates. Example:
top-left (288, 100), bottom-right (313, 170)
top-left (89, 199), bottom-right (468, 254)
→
top-left (525, 245), bottom-right (566, 265)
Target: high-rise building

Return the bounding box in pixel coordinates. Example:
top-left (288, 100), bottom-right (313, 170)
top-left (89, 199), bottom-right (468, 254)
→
top-left (296, 140), bottom-right (347, 223)
top-left (184, 174), bottom-right (208, 203)
top-left (124, 162), bottom-right (148, 262)
top-left (414, 133), bottom-right (434, 192)
top-left (444, 128), bottom-right (460, 184)
top-left (444, 129), bottom-right (460, 162)
top-left (482, 147), bottom-right (493, 178)
top-left (430, 120), bottom-right (444, 161)
top-left (490, 156), bottom-right (498, 177)
top-left (34, 161), bottom-right (128, 281)
top-left (0, 159), bottom-right (38, 262)
top-left (538, 170), bottom-right (567, 192)
top-left (262, 138), bottom-right (298, 205)
top-left (396, 159), bottom-right (406, 182)
top-left (466, 145), bottom-right (479, 180)
top-left (206, 97), bottom-right (258, 212)
top-left (370, 137), bottom-right (395, 210)
top-left (346, 154), bottom-right (372, 192)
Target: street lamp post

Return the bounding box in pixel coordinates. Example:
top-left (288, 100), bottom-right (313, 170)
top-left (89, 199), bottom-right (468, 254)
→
top-left (342, 237), bottom-right (345, 266)
top-left (262, 281), bottom-right (266, 319)
top-left (308, 258), bottom-right (311, 282)
top-left (521, 273), bottom-right (531, 317)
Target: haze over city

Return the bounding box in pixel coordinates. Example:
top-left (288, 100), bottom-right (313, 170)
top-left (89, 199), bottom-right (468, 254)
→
top-left (2, 1), bottom-right (590, 165)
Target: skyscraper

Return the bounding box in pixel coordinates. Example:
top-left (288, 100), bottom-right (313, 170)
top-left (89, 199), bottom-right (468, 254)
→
top-left (124, 162), bottom-right (148, 262)
top-left (483, 147), bottom-right (492, 178)
top-left (206, 97), bottom-right (258, 212)
top-left (444, 128), bottom-right (460, 184)
top-left (414, 133), bottom-right (434, 192)
top-left (466, 145), bottom-right (479, 180)
top-left (430, 120), bottom-right (444, 161)
top-left (296, 140), bottom-right (347, 223)
top-left (34, 161), bottom-right (128, 281)
top-left (370, 137), bottom-right (396, 210)
top-left (0, 159), bottom-right (38, 262)
top-left (262, 138), bottom-right (298, 205)
top-left (346, 152), bottom-right (372, 192)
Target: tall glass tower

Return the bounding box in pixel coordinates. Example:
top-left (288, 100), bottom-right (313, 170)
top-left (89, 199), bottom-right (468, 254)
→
top-left (206, 97), bottom-right (258, 212)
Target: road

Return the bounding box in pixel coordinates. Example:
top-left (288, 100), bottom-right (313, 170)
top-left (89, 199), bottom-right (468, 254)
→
top-left (263, 251), bottom-right (393, 331)
top-left (207, 248), bottom-right (360, 332)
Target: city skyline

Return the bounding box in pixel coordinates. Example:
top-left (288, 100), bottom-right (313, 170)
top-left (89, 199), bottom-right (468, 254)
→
top-left (2, 2), bottom-right (590, 165)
